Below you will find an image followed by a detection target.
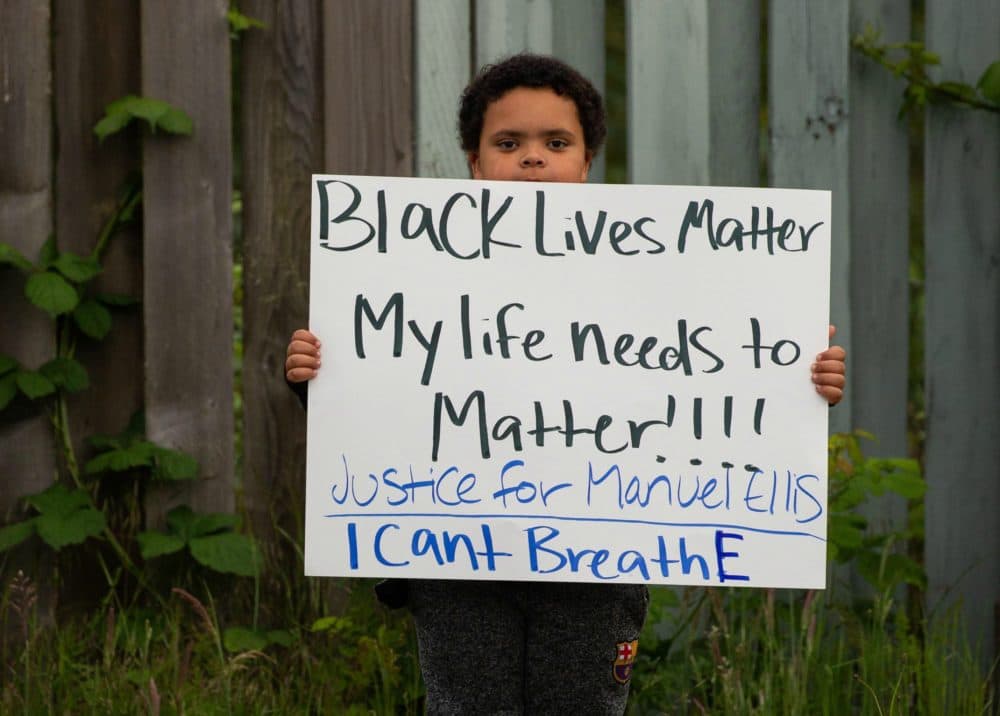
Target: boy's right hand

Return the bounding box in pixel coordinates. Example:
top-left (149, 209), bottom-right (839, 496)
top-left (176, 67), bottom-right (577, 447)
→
top-left (285, 329), bottom-right (321, 383)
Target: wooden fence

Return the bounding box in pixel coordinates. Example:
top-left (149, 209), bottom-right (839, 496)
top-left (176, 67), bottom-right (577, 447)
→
top-left (1, 0), bottom-right (997, 663)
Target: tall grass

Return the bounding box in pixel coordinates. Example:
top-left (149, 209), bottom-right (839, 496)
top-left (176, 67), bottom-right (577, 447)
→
top-left (629, 585), bottom-right (995, 715)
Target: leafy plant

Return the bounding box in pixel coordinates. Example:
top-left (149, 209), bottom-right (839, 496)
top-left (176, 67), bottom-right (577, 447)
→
top-left (84, 412), bottom-right (198, 482)
top-left (826, 431), bottom-right (926, 591)
top-left (0, 485), bottom-right (105, 553)
top-left (227, 6), bottom-right (265, 37)
top-left (94, 95), bottom-right (193, 141)
top-left (138, 506), bottom-right (261, 577)
top-left (853, 26), bottom-right (1000, 116)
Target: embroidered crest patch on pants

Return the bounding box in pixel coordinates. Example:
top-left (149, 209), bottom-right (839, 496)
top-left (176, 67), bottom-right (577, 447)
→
top-left (613, 640), bottom-right (639, 684)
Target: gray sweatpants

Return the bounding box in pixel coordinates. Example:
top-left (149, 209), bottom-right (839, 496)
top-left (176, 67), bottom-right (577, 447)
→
top-left (409, 579), bottom-right (649, 715)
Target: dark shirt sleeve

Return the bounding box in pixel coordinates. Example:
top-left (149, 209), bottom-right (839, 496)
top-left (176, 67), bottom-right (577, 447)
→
top-left (286, 377), bottom-right (308, 410)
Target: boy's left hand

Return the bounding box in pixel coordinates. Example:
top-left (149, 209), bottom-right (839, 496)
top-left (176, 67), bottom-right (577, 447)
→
top-left (812, 325), bottom-right (847, 406)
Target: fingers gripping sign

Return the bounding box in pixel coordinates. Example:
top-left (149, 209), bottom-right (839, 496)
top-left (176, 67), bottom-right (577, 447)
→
top-left (811, 325), bottom-right (847, 406)
top-left (286, 329), bottom-right (322, 383)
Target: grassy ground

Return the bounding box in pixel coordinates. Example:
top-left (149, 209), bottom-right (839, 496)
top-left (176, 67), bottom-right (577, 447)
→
top-left (2, 542), bottom-right (994, 715)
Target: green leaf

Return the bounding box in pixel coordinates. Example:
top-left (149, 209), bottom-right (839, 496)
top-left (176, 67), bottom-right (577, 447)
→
top-left (189, 512), bottom-right (239, 538)
top-left (86, 432), bottom-right (122, 451)
top-left (223, 627), bottom-right (268, 652)
top-left (0, 373), bottom-right (17, 410)
top-left (73, 298), bottom-right (113, 339)
top-left (38, 237), bottom-right (58, 268)
top-left (21, 485), bottom-right (104, 551)
top-left (266, 629), bottom-right (294, 647)
top-left (136, 530), bottom-right (186, 559)
top-left (0, 354), bottom-right (18, 376)
top-left (190, 532), bottom-right (260, 577)
top-left (151, 446), bottom-right (199, 481)
top-left (15, 370), bottom-right (56, 399)
top-left (828, 513), bottom-right (865, 552)
top-left (0, 243), bottom-right (33, 271)
top-left (24, 484), bottom-right (90, 516)
top-left (124, 96), bottom-right (170, 127)
top-left (227, 8), bottom-right (266, 33)
top-left (0, 520), bottom-right (37, 552)
top-left (53, 253), bottom-right (102, 283)
top-left (25, 271), bottom-right (79, 316)
top-left (166, 505), bottom-right (198, 542)
top-left (94, 95), bottom-right (193, 139)
top-left (157, 108), bottom-right (194, 136)
top-left (937, 81), bottom-right (978, 103)
top-left (311, 616), bottom-right (348, 633)
top-left (96, 292), bottom-right (140, 307)
top-left (40, 357), bottom-right (90, 393)
top-left (94, 109), bottom-right (133, 141)
top-left (84, 442), bottom-right (155, 475)
top-left (976, 60), bottom-right (1000, 104)
top-left (36, 506), bottom-right (105, 550)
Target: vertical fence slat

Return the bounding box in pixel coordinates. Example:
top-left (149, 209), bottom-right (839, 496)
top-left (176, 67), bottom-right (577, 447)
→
top-left (627, 0), bottom-right (708, 185)
top-left (241, 0), bottom-right (324, 540)
top-left (847, 0), bottom-right (909, 539)
top-left (0, 0), bottom-right (56, 519)
top-left (416, 0), bottom-right (472, 179)
top-left (54, 0), bottom-right (143, 467)
top-left (627, 0), bottom-right (759, 187)
top-left (552, 0), bottom-right (606, 181)
top-left (924, 0), bottom-right (1000, 665)
top-left (769, 1), bottom-right (851, 434)
top-left (141, 0), bottom-right (234, 520)
top-left (475, 0), bottom-right (553, 68)
top-left (323, 0), bottom-right (413, 176)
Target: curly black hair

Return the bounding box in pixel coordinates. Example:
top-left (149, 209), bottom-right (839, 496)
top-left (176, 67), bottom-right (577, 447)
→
top-left (458, 53), bottom-right (606, 155)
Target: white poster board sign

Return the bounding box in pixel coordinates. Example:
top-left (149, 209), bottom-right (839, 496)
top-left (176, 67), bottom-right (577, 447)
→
top-left (305, 175), bottom-right (831, 589)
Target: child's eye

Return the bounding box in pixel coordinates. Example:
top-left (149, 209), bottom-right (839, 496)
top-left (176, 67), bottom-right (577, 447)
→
top-left (497, 139), bottom-right (517, 150)
top-left (548, 138), bottom-right (569, 149)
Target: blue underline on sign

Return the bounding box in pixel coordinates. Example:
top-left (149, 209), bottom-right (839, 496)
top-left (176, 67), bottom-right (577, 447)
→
top-left (321, 512), bottom-right (826, 542)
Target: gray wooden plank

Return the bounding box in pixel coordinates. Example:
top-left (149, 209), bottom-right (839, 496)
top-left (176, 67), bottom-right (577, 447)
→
top-left (240, 0), bottom-right (324, 540)
top-left (768, 0), bottom-right (851, 434)
top-left (415, 0), bottom-right (472, 179)
top-left (475, 0), bottom-right (553, 68)
top-left (141, 0), bottom-right (234, 521)
top-left (847, 0), bottom-right (909, 532)
top-left (924, 0), bottom-right (1000, 666)
top-left (54, 0), bottom-right (143, 470)
top-left (0, 0), bottom-right (57, 519)
top-left (552, 0), bottom-right (606, 182)
top-left (626, 0), bottom-right (759, 187)
top-left (323, 0), bottom-right (413, 176)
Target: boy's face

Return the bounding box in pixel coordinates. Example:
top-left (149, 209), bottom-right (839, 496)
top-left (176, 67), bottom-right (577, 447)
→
top-left (468, 87), bottom-right (592, 184)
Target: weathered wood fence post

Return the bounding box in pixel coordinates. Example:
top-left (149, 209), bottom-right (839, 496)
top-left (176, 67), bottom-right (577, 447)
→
top-left (924, 0), bottom-right (1000, 666)
top-left (240, 0), bottom-right (325, 542)
top-left (141, 0), bottom-right (235, 521)
top-left (0, 0), bottom-right (57, 536)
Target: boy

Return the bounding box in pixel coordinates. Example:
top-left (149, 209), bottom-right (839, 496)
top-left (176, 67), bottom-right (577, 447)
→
top-left (286, 54), bottom-right (847, 714)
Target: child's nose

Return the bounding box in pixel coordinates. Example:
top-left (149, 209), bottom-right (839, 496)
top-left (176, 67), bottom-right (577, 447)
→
top-left (519, 151), bottom-right (545, 168)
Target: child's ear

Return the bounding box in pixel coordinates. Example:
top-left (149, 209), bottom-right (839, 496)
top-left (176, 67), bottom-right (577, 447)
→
top-left (467, 151), bottom-right (482, 179)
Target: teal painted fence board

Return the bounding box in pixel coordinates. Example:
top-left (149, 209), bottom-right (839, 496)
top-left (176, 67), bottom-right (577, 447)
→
top-left (847, 0), bottom-right (910, 545)
top-left (924, 0), bottom-right (1000, 666)
top-left (416, 0), bottom-right (472, 179)
top-left (626, 0), bottom-right (759, 187)
top-left (769, 0), bottom-right (852, 435)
